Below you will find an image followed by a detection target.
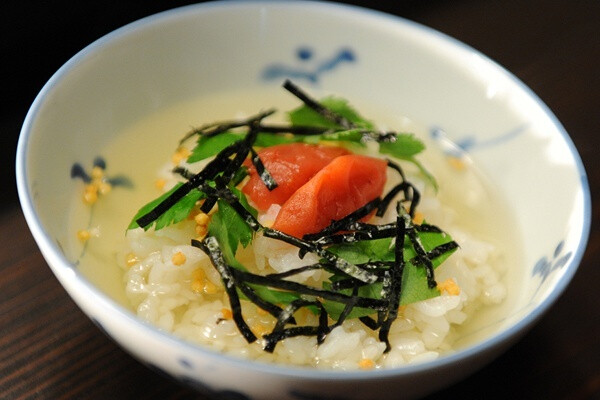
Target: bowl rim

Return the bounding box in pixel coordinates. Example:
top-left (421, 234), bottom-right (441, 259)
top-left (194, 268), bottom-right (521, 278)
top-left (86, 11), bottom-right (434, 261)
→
top-left (15, 0), bottom-right (591, 381)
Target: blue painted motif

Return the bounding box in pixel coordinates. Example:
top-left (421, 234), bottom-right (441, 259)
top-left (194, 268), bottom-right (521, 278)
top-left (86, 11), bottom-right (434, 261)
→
top-left (178, 358), bottom-right (193, 369)
top-left (532, 240), bottom-right (572, 299)
top-left (532, 241), bottom-right (572, 283)
top-left (262, 47), bottom-right (356, 83)
top-left (70, 156), bottom-right (133, 266)
top-left (71, 156), bottom-right (133, 188)
top-left (430, 124), bottom-right (528, 157)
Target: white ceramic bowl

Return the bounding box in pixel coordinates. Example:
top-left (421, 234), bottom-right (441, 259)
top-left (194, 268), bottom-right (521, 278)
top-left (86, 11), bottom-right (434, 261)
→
top-left (16, 2), bottom-right (590, 399)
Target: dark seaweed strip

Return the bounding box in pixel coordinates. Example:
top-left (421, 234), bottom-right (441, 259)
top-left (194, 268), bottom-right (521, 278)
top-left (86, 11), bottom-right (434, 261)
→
top-left (303, 198), bottom-right (381, 241)
top-left (264, 301), bottom-right (329, 352)
top-left (257, 124), bottom-right (330, 136)
top-left (200, 195), bottom-right (219, 215)
top-left (410, 241), bottom-right (459, 266)
top-left (407, 184), bottom-right (421, 218)
top-left (345, 221), bottom-right (397, 235)
top-left (317, 302), bottom-right (329, 344)
top-left (359, 316), bottom-right (379, 330)
top-left (365, 131), bottom-right (398, 143)
top-left (136, 140), bottom-right (246, 228)
top-left (312, 227), bottom-right (396, 246)
top-left (172, 166), bottom-right (196, 180)
top-left (229, 269), bottom-right (387, 310)
top-left (235, 282), bottom-right (290, 322)
top-left (386, 159), bottom-right (407, 183)
top-left (415, 224), bottom-right (443, 233)
top-left (216, 121), bottom-right (264, 188)
top-left (263, 326), bottom-right (322, 353)
top-left (330, 286), bottom-right (360, 329)
top-left (404, 211), bottom-right (437, 289)
top-left (263, 228), bottom-right (378, 284)
top-left (250, 148), bottom-right (278, 190)
top-left (377, 182), bottom-right (420, 218)
top-left (377, 182), bottom-right (409, 217)
top-left (386, 159), bottom-right (409, 204)
top-left (194, 237), bottom-right (257, 343)
top-left (272, 299), bottom-right (317, 332)
top-left (213, 184), bottom-right (262, 231)
top-left (265, 264), bottom-right (323, 279)
top-left (283, 80), bottom-right (354, 129)
top-left (179, 109), bottom-right (277, 143)
top-left (379, 203), bottom-right (408, 352)
top-left (328, 261), bottom-right (395, 291)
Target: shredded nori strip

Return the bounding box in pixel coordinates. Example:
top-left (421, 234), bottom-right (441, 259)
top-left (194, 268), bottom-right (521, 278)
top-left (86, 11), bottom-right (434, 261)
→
top-left (194, 237), bottom-right (257, 343)
top-left (250, 147), bottom-right (278, 190)
top-left (263, 228), bottom-right (379, 284)
top-left (402, 209), bottom-right (437, 289)
top-left (230, 269), bottom-right (387, 310)
top-left (303, 198), bottom-right (381, 241)
top-left (283, 80), bottom-right (353, 129)
top-left (378, 203), bottom-right (408, 352)
top-left (265, 264), bottom-right (323, 279)
top-left (378, 182), bottom-right (420, 218)
top-left (179, 109), bottom-right (276, 144)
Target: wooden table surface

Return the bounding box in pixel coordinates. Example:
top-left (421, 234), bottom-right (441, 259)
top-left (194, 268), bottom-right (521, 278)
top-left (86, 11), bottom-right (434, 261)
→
top-left (2, 1), bottom-right (599, 399)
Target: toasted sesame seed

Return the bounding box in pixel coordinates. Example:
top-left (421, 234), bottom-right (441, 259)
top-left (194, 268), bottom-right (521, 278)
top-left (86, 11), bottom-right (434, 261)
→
top-left (358, 358), bottom-right (375, 370)
top-left (221, 308), bottom-right (233, 320)
top-left (437, 278), bottom-right (461, 296)
top-left (77, 230), bottom-right (91, 242)
top-left (412, 211), bottom-right (424, 225)
top-left (125, 252), bottom-right (139, 267)
top-left (155, 178), bottom-right (166, 190)
top-left (171, 251), bottom-right (186, 266)
top-left (194, 212), bottom-right (210, 226)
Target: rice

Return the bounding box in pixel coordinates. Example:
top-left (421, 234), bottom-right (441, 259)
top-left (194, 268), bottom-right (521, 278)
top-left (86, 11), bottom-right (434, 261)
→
top-left (118, 161), bottom-right (506, 370)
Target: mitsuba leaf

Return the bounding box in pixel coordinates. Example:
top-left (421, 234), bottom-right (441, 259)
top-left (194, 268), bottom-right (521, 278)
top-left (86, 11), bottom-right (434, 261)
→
top-left (209, 188), bottom-right (256, 258)
top-left (187, 132), bottom-right (243, 163)
top-left (378, 133), bottom-right (425, 158)
top-left (288, 97), bottom-right (374, 129)
top-left (128, 183), bottom-right (205, 231)
top-left (327, 238), bottom-right (395, 264)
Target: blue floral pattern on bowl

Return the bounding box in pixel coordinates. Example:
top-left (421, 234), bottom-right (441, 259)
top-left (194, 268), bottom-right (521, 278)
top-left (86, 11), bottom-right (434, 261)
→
top-left (262, 47), bottom-right (356, 83)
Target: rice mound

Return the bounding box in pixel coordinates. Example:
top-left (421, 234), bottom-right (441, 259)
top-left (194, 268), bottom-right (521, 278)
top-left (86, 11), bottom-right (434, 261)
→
top-left (119, 161), bottom-right (506, 370)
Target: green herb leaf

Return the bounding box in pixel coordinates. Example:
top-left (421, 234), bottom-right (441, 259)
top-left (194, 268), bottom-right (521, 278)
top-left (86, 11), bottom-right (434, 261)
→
top-left (327, 237), bottom-right (395, 264)
top-left (378, 133), bottom-right (425, 158)
top-left (209, 188), bottom-right (256, 257)
top-left (320, 129), bottom-right (366, 144)
top-left (187, 132), bottom-right (244, 163)
top-left (254, 132), bottom-right (303, 147)
top-left (128, 183), bottom-right (205, 231)
top-left (288, 97), bottom-right (374, 129)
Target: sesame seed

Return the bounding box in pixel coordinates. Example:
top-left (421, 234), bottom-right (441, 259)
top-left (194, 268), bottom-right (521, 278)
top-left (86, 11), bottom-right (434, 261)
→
top-left (77, 230), bottom-right (91, 242)
top-left (358, 358), bottom-right (375, 370)
top-left (171, 251), bottom-right (186, 266)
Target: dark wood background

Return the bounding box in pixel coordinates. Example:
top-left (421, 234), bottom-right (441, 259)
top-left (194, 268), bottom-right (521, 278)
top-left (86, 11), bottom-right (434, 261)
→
top-left (2, 1), bottom-right (598, 399)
